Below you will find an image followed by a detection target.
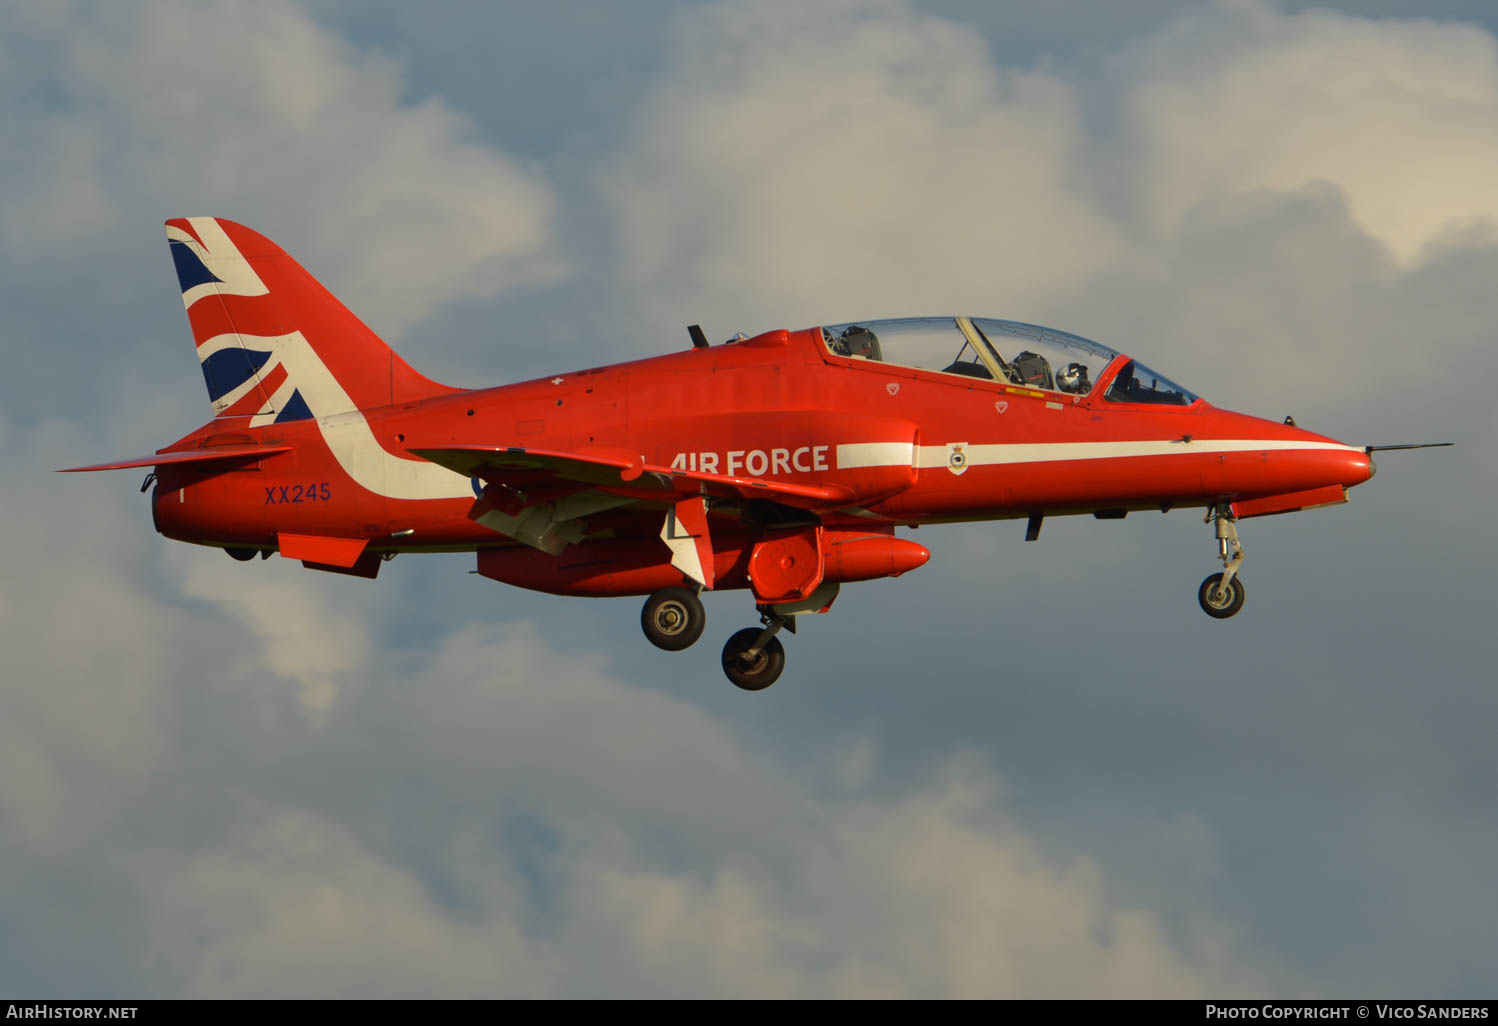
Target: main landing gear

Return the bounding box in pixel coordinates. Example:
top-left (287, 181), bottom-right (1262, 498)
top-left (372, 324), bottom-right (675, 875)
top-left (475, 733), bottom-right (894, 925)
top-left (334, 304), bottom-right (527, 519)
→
top-left (641, 586), bottom-right (706, 651)
top-left (721, 607), bottom-right (791, 691)
top-left (1198, 505), bottom-right (1246, 619)
top-left (639, 588), bottom-right (793, 691)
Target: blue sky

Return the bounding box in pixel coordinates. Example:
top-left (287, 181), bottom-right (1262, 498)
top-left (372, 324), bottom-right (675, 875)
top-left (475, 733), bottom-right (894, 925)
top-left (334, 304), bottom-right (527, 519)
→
top-left (2, 0), bottom-right (1495, 997)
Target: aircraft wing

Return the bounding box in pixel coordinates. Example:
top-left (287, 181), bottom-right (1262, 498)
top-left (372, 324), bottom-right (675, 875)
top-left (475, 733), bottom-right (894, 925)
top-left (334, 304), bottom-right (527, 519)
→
top-left (408, 443), bottom-right (855, 511)
top-left (59, 445), bottom-right (292, 473)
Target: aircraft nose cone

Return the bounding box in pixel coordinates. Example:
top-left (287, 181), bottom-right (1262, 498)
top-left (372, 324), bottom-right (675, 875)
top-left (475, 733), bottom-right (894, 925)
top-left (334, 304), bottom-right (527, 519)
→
top-left (1308, 444), bottom-right (1374, 490)
top-left (1341, 448), bottom-right (1375, 488)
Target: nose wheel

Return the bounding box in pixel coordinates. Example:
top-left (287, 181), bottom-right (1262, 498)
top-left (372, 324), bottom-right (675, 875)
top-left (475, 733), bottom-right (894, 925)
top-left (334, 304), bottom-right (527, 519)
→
top-left (641, 586), bottom-right (706, 651)
top-left (1198, 572), bottom-right (1246, 618)
top-left (1198, 505), bottom-right (1245, 618)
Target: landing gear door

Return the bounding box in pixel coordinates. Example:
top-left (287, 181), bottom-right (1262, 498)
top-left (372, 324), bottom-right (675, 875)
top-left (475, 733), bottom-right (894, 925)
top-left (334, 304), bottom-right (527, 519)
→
top-left (748, 527), bottom-right (825, 604)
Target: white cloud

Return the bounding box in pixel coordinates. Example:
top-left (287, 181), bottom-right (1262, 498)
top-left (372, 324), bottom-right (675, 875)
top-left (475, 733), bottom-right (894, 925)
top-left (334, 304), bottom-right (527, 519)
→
top-left (1, 0), bottom-right (563, 338)
top-left (0, 430), bottom-right (184, 860)
top-left (602, 0), bottom-right (1121, 333)
top-left (588, 5), bottom-right (1498, 992)
top-left (0, 433), bottom-right (1277, 994)
top-left (601, 0), bottom-right (1498, 388)
top-left (173, 546), bottom-right (375, 717)
top-left (141, 809), bottom-right (557, 998)
top-left (1117, 0), bottom-right (1498, 265)
top-left (563, 754), bottom-right (1268, 998)
top-left (7, 0), bottom-right (1498, 999)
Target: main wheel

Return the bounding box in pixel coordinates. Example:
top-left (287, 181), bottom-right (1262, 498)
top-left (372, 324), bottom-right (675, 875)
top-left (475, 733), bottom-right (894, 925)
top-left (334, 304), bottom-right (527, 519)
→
top-left (225, 547), bottom-right (257, 562)
top-left (1198, 573), bottom-right (1246, 618)
top-left (721, 628), bottom-right (786, 691)
top-left (641, 587), bottom-right (706, 651)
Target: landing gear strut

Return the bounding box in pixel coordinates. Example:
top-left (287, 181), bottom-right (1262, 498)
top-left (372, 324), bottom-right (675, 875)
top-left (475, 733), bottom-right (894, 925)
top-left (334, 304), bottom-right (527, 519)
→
top-left (1198, 505), bottom-right (1246, 618)
top-left (721, 606), bottom-right (791, 691)
top-left (641, 586), bottom-right (706, 651)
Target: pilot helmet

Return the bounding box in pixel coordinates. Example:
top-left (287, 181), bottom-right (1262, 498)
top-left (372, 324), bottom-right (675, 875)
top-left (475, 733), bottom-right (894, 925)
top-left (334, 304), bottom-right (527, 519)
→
top-left (1057, 362), bottom-right (1090, 394)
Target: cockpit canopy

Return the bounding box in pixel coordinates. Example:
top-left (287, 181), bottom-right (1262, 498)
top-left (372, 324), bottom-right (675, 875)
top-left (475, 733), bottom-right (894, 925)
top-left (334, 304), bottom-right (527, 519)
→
top-left (819, 316), bottom-right (1199, 406)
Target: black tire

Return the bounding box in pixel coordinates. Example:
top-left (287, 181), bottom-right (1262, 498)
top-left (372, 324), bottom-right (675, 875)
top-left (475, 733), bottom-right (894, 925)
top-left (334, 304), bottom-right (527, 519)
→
top-left (225, 547), bottom-right (257, 562)
top-left (1198, 573), bottom-right (1246, 618)
top-left (641, 587), bottom-right (706, 651)
top-left (721, 628), bottom-right (785, 691)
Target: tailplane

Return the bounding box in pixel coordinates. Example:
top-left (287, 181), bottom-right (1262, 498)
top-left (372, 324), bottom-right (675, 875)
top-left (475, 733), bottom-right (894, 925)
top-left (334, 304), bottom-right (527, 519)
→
top-left (165, 217), bottom-right (457, 423)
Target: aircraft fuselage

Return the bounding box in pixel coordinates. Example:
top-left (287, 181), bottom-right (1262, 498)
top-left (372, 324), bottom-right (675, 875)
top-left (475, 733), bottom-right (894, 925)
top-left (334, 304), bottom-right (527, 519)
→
top-left (152, 326), bottom-right (1372, 565)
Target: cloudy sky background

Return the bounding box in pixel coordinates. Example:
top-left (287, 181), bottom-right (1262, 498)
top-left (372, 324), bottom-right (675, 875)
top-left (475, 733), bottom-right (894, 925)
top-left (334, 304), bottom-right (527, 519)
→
top-left (2, 0), bottom-right (1495, 997)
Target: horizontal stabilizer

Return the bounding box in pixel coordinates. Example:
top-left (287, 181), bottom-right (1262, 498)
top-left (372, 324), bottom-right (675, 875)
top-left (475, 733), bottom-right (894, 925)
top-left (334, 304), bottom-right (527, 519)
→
top-left (59, 445), bottom-right (291, 473)
top-left (409, 444), bottom-right (855, 510)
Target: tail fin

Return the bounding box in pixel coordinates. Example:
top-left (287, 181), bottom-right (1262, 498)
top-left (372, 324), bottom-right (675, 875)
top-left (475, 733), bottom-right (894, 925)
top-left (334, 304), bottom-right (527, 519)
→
top-left (164, 217), bottom-right (458, 424)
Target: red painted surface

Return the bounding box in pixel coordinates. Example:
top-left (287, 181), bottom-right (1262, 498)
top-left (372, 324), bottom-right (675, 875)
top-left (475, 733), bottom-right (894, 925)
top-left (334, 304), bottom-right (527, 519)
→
top-left (822, 529), bottom-right (930, 583)
top-left (68, 218), bottom-right (1383, 614)
top-left (136, 333), bottom-right (1376, 585)
top-left (1232, 484), bottom-right (1349, 519)
top-left (749, 528), bottom-right (823, 603)
top-left (277, 532), bottom-right (368, 567)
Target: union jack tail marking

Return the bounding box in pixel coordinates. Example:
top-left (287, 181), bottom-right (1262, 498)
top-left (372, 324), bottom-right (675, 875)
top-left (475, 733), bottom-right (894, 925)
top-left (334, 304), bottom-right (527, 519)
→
top-left (164, 217), bottom-right (457, 425)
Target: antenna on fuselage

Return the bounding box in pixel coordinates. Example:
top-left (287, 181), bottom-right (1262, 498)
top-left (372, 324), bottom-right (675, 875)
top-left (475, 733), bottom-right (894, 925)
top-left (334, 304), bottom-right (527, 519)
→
top-left (688, 324), bottom-right (709, 349)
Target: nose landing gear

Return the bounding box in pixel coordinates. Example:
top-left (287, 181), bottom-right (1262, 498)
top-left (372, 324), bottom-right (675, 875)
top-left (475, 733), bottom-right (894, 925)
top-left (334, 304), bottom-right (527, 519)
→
top-left (1199, 505), bottom-right (1245, 618)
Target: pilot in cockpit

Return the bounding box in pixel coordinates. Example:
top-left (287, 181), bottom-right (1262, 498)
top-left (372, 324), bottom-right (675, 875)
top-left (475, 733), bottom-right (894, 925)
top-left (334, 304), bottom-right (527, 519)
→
top-left (1056, 361), bottom-right (1091, 395)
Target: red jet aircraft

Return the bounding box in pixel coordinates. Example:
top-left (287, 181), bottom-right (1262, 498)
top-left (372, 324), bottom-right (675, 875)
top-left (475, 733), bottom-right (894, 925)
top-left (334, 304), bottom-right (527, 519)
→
top-left (64, 218), bottom-right (1443, 689)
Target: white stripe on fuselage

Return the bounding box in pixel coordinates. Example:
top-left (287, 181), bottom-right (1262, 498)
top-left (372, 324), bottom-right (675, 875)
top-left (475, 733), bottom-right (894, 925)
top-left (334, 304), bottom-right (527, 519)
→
top-left (213, 328), bottom-right (1355, 505)
top-left (203, 330), bottom-right (472, 501)
top-left (838, 439), bottom-right (1360, 470)
top-left (317, 412), bottom-right (474, 500)
top-left (837, 442), bottom-right (916, 469)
